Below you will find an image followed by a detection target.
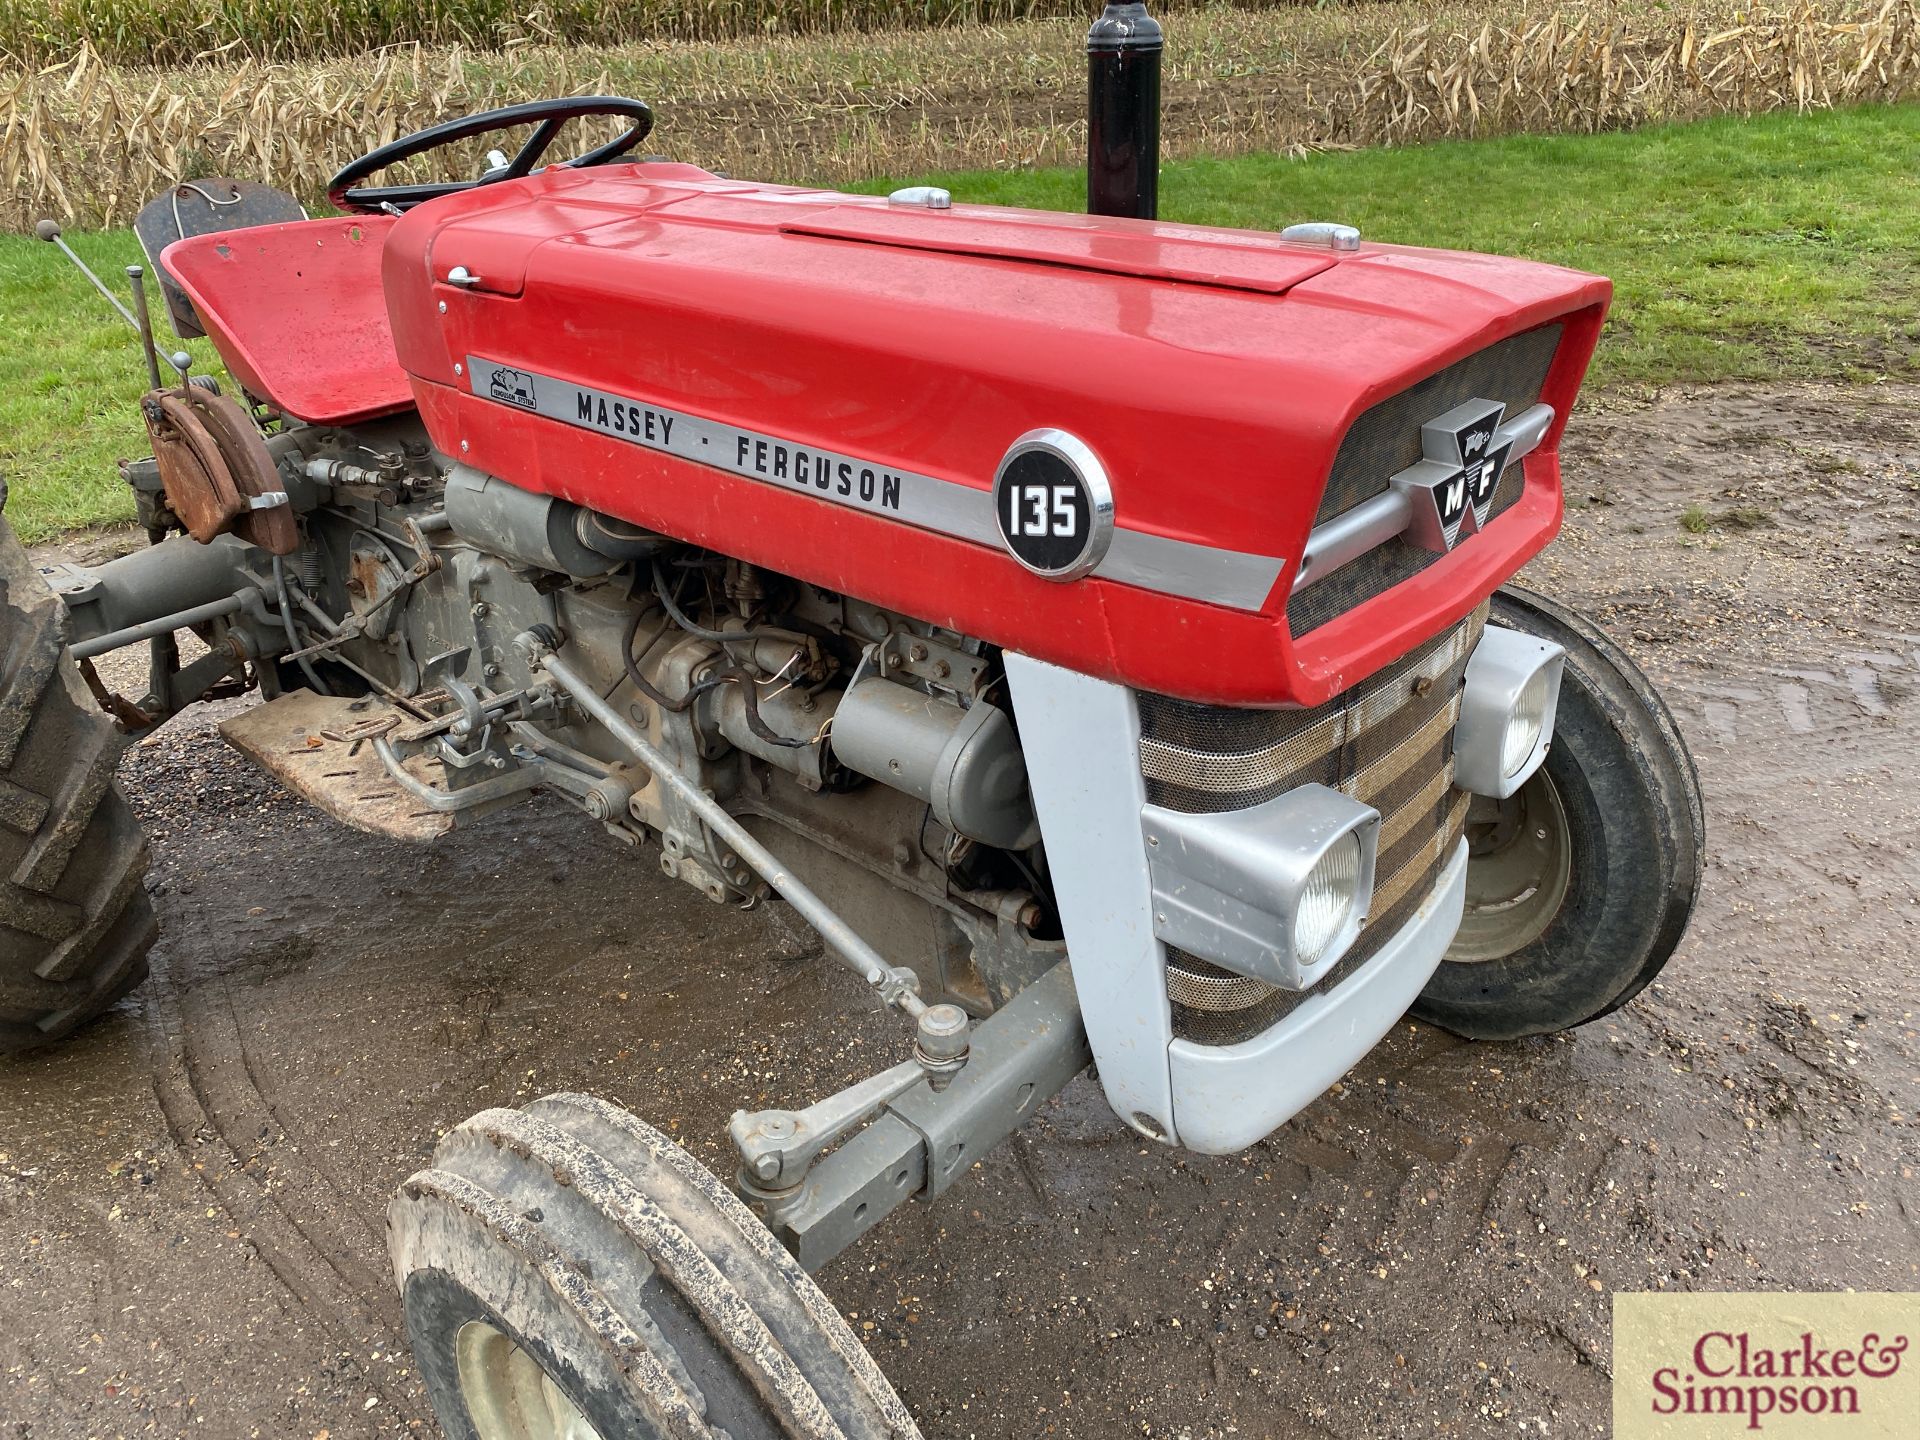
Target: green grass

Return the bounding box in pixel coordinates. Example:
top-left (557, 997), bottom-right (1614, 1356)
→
top-left (0, 231), bottom-right (223, 541)
top-left (5, 103), bottom-right (1915, 543)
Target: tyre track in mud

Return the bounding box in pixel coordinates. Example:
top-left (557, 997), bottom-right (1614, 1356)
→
top-left (139, 943), bottom-right (423, 1425)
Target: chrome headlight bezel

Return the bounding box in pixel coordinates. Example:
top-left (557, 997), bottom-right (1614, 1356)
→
top-left (1455, 623), bottom-right (1566, 798)
top-left (1143, 783), bottom-right (1380, 991)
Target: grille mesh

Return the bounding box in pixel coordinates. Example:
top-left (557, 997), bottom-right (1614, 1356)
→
top-left (1288, 325), bottom-right (1562, 637)
top-left (1139, 616), bottom-right (1478, 815)
top-left (1142, 605), bottom-right (1487, 1046)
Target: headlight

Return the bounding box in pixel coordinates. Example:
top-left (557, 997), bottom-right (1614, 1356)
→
top-left (1502, 668), bottom-right (1553, 778)
top-left (1295, 832), bottom-right (1363, 966)
top-left (1456, 625), bottom-right (1566, 798)
top-left (1142, 783), bottom-right (1379, 990)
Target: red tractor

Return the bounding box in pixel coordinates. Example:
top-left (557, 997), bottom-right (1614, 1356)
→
top-left (9, 53), bottom-right (1700, 1439)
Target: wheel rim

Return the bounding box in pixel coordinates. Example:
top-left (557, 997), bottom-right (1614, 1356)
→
top-left (1447, 767), bottom-right (1573, 963)
top-left (456, 1320), bottom-right (606, 1440)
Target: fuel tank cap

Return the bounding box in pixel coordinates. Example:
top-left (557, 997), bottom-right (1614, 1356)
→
top-left (1280, 221), bottom-right (1362, 251)
top-left (887, 185), bottom-right (952, 210)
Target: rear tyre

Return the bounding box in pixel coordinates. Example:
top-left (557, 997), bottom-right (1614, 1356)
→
top-left (0, 510), bottom-right (156, 1053)
top-left (1411, 585), bottom-right (1704, 1041)
top-left (391, 1092), bottom-right (920, 1440)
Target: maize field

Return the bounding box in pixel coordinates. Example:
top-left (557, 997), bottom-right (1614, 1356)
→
top-left (2, 0), bottom-right (1915, 230)
top-left (0, 0), bottom-right (1142, 68)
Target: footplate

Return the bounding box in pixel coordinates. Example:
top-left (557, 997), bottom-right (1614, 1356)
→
top-left (219, 691), bottom-right (455, 843)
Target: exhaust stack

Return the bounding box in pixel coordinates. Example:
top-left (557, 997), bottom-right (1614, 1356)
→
top-left (1086, 1), bottom-right (1163, 220)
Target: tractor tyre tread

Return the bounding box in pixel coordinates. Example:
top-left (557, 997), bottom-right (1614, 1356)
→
top-left (390, 1092), bottom-right (920, 1440)
top-left (0, 510), bottom-right (156, 1053)
top-left (1412, 584), bottom-right (1704, 1041)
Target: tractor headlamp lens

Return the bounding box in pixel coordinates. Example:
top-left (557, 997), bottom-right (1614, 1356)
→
top-left (1294, 832), bottom-right (1363, 968)
top-left (1502, 669), bottom-right (1552, 778)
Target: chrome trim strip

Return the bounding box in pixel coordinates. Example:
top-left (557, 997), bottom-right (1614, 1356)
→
top-left (1292, 488), bottom-right (1410, 594)
top-left (1292, 401), bottom-right (1556, 596)
top-left (464, 355), bottom-right (1286, 611)
top-left (1500, 401), bottom-right (1556, 461)
top-left (1101, 527), bottom-right (1286, 611)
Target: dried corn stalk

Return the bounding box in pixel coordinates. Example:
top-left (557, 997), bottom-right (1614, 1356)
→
top-left (1, 1), bottom-right (1914, 229)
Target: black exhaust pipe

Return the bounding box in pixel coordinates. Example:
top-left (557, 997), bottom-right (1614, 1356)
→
top-left (1086, 1), bottom-right (1163, 220)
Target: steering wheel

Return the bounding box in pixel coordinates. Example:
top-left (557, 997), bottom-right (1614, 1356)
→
top-left (327, 96), bottom-right (654, 214)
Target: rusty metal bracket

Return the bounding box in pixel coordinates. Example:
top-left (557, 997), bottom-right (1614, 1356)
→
top-left (77, 657), bottom-right (154, 731)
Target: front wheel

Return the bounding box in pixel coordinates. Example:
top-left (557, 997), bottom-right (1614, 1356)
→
top-left (1412, 585), bottom-right (1705, 1041)
top-left (390, 1092), bottom-right (920, 1440)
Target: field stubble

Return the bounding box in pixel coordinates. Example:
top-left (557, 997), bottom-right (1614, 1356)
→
top-left (2, 0), bottom-right (1172, 68)
top-left (2, 0), bottom-right (1916, 230)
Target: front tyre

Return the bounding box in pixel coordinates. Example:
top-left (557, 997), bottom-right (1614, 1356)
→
top-left (1412, 586), bottom-right (1705, 1041)
top-left (391, 1093), bottom-right (920, 1440)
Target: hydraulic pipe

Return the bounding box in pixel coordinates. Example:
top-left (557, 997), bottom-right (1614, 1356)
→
top-left (370, 737), bottom-right (547, 813)
top-left (524, 631), bottom-right (930, 1018)
top-left (1086, 2), bottom-right (1163, 220)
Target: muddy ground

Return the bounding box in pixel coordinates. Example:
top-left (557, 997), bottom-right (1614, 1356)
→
top-left (3, 381), bottom-right (1917, 1438)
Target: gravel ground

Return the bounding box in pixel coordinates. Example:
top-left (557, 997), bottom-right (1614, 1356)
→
top-left (2, 381), bottom-right (1917, 1438)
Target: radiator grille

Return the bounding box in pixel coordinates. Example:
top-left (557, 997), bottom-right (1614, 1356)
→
top-left (1288, 325), bottom-right (1561, 637)
top-left (1140, 604), bottom-right (1486, 1047)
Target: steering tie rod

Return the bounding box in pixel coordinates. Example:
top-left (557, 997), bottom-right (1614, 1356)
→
top-left (516, 627), bottom-right (972, 1079)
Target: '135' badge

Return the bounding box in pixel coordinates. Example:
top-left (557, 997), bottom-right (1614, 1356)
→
top-left (992, 430), bottom-right (1115, 581)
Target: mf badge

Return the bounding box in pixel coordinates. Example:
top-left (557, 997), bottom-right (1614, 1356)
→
top-left (1389, 398), bottom-right (1514, 553)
